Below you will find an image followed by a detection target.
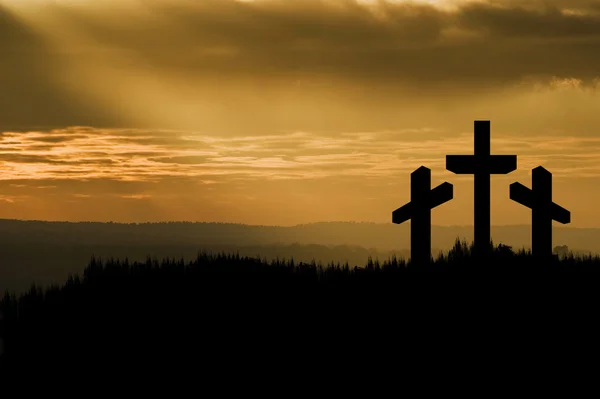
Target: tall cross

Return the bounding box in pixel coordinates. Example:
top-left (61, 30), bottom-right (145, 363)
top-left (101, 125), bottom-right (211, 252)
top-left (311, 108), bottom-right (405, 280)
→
top-left (510, 166), bottom-right (570, 258)
top-left (446, 121), bottom-right (517, 257)
top-left (392, 166), bottom-right (453, 265)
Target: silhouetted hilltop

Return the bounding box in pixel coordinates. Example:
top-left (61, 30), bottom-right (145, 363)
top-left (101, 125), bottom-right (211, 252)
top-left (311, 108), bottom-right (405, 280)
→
top-left (0, 241), bottom-right (410, 295)
top-left (0, 218), bottom-right (598, 295)
top-left (2, 241), bottom-right (600, 375)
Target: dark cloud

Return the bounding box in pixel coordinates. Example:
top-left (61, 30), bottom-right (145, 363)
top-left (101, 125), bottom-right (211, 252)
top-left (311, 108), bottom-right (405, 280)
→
top-left (0, 153), bottom-right (68, 164)
top-left (457, 3), bottom-right (600, 38)
top-left (112, 151), bottom-right (171, 158)
top-left (109, 136), bottom-right (205, 148)
top-left (149, 156), bottom-right (213, 165)
top-left (27, 134), bottom-right (90, 143)
top-left (44, 0), bottom-right (599, 84)
top-left (22, 145), bottom-right (56, 151)
top-left (0, 152), bottom-right (117, 166)
top-left (0, 1), bottom-right (599, 131)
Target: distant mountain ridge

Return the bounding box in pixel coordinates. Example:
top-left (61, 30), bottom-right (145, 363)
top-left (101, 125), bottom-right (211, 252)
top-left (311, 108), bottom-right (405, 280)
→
top-left (0, 218), bottom-right (596, 253)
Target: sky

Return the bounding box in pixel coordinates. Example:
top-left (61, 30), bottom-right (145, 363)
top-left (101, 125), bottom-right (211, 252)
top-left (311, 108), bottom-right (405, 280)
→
top-left (0, 0), bottom-right (599, 227)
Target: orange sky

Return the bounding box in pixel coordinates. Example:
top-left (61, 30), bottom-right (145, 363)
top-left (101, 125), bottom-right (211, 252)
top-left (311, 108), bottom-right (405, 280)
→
top-left (0, 0), bottom-right (599, 226)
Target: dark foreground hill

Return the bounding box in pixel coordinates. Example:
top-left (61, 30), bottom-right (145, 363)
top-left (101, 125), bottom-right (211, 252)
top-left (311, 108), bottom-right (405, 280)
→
top-left (2, 240), bottom-right (600, 378)
top-left (0, 241), bottom-right (409, 295)
top-left (1, 218), bottom-right (599, 295)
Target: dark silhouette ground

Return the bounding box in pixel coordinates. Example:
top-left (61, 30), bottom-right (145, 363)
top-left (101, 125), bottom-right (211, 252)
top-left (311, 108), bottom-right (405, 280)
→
top-left (1, 239), bottom-right (600, 379)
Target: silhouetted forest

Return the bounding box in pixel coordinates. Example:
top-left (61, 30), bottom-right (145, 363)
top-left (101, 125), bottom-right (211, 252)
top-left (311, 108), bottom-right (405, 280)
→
top-left (2, 239), bottom-right (600, 374)
top-left (2, 218), bottom-right (599, 295)
top-left (0, 241), bottom-right (410, 295)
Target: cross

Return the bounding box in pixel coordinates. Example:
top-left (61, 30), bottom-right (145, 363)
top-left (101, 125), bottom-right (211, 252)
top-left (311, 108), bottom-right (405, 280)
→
top-left (392, 166), bottom-right (453, 265)
top-left (446, 121), bottom-right (517, 257)
top-left (510, 166), bottom-right (570, 258)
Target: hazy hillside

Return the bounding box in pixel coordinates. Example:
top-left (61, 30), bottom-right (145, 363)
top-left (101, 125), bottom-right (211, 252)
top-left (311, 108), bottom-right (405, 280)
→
top-left (0, 219), bottom-right (595, 251)
top-left (0, 218), bottom-right (597, 294)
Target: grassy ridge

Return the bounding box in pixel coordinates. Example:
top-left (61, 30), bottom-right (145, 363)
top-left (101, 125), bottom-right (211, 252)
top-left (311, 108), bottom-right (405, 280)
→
top-left (1, 239), bottom-right (599, 374)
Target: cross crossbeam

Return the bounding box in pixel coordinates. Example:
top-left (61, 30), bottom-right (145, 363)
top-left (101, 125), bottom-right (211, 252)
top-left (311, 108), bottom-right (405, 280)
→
top-left (392, 166), bottom-right (453, 265)
top-left (446, 121), bottom-right (517, 257)
top-left (510, 166), bottom-right (570, 257)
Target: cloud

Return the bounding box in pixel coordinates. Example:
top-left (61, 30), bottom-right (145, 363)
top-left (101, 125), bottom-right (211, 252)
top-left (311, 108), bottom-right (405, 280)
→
top-left (27, 134), bottom-right (90, 143)
top-left (120, 194), bottom-right (152, 200)
top-left (1, 125), bottom-right (600, 187)
top-left (73, 1), bottom-right (600, 88)
top-left (1, 0), bottom-right (600, 131)
top-left (456, 2), bottom-right (600, 38)
top-left (0, 195), bottom-right (20, 203)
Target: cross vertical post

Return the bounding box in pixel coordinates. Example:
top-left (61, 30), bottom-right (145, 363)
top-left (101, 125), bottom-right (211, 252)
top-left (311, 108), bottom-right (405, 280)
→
top-left (510, 166), bottom-right (571, 258)
top-left (411, 166), bottom-right (432, 265)
top-left (446, 121), bottom-right (517, 258)
top-left (392, 166), bottom-right (453, 266)
top-left (474, 122), bottom-right (491, 259)
top-left (533, 167), bottom-right (552, 258)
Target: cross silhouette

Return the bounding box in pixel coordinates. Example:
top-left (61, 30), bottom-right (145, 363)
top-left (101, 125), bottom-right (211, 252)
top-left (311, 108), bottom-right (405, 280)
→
top-left (392, 166), bottom-right (453, 265)
top-left (510, 166), bottom-right (570, 258)
top-left (446, 121), bottom-right (517, 257)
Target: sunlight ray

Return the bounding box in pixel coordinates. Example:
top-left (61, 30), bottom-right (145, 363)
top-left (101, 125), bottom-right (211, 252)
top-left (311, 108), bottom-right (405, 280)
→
top-left (0, 0), bottom-right (218, 130)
